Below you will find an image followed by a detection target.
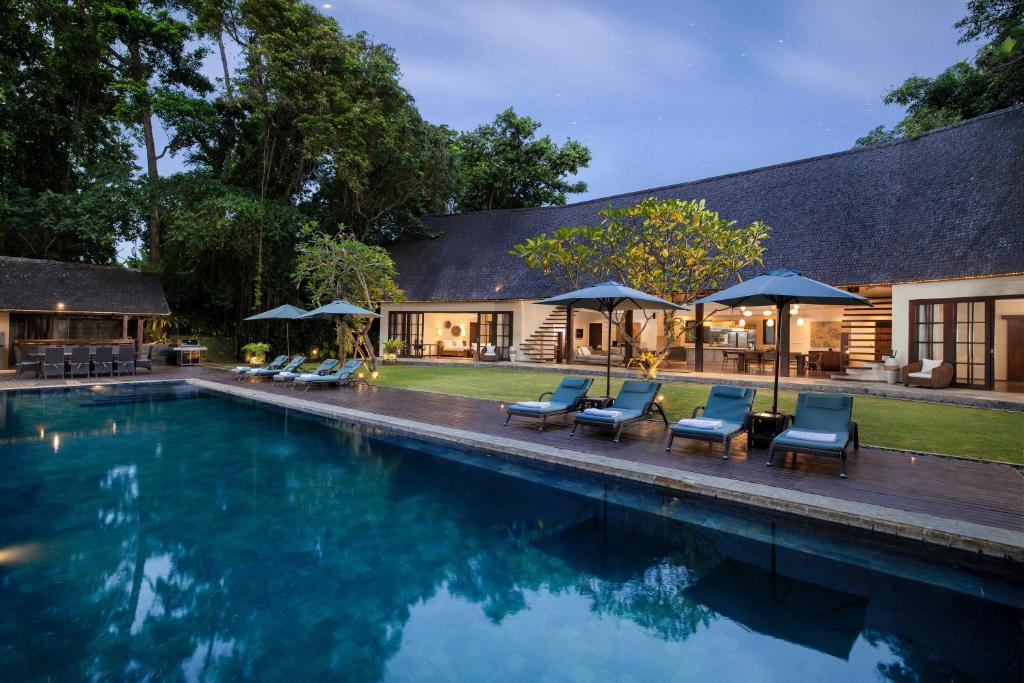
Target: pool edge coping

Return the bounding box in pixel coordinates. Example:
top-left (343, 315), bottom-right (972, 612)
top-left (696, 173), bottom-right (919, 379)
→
top-left (187, 378), bottom-right (1024, 564)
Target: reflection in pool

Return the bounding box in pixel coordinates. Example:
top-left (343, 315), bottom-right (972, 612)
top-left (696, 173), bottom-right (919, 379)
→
top-left (0, 383), bottom-right (1020, 681)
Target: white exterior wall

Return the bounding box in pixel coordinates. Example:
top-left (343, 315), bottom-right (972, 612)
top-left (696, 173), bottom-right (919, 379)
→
top-left (891, 274), bottom-right (1024, 368)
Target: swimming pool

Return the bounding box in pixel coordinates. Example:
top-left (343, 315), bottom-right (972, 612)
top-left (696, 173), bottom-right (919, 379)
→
top-left (1, 382), bottom-right (1020, 681)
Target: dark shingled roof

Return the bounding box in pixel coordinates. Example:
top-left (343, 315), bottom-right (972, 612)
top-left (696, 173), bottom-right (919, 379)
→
top-left (391, 106), bottom-right (1024, 302)
top-left (0, 256), bottom-right (171, 315)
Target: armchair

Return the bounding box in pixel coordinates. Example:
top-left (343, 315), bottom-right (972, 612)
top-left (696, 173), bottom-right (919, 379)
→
top-left (901, 360), bottom-right (954, 389)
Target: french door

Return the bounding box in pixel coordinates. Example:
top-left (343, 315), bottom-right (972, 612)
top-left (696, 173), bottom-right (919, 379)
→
top-left (387, 312), bottom-right (424, 357)
top-left (476, 312), bottom-right (513, 357)
top-left (910, 298), bottom-right (992, 388)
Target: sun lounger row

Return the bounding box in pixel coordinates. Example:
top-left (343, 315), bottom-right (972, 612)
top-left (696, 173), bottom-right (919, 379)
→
top-left (231, 355), bottom-right (368, 389)
top-left (505, 377), bottom-right (859, 478)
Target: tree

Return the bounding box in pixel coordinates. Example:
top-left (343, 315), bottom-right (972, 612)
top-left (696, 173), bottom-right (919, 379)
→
top-left (856, 0), bottom-right (1023, 146)
top-left (293, 227), bottom-right (403, 369)
top-left (451, 108), bottom-right (591, 212)
top-left (513, 198), bottom-right (770, 375)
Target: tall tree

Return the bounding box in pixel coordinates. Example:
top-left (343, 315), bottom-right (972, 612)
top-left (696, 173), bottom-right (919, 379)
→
top-left (856, 0), bottom-right (1024, 146)
top-left (451, 108), bottom-right (592, 212)
top-left (97, 0), bottom-right (212, 263)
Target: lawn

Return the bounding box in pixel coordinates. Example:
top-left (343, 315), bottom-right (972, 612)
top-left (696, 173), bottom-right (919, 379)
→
top-left (369, 365), bottom-right (1024, 465)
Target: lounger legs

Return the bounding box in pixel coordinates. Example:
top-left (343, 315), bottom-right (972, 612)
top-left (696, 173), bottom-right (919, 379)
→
top-left (613, 424), bottom-right (623, 443)
top-left (664, 433), bottom-right (675, 452)
top-left (570, 422), bottom-right (578, 437)
top-left (539, 415), bottom-right (547, 431)
top-left (766, 445), bottom-right (777, 467)
top-left (504, 413), bottom-right (513, 426)
top-left (723, 437), bottom-right (731, 460)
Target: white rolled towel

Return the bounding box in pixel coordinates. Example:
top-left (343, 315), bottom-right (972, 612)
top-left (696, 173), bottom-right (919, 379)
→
top-left (274, 372), bottom-right (299, 380)
top-left (516, 401), bottom-right (552, 408)
top-left (297, 373), bottom-right (323, 380)
top-left (788, 429), bottom-right (838, 443)
top-left (677, 418), bottom-right (723, 429)
top-left (583, 408), bottom-right (622, 417)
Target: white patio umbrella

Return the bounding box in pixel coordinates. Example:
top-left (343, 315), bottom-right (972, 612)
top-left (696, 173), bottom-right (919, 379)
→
top-left (691, 269), bottom-right (872, 414)
top-left (537, 281), bottom-right (686, 397)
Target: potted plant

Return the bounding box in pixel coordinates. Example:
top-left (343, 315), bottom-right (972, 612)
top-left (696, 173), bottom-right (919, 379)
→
top-left (382, 338), bottom-right (405, 363)
top-left (241, 342), bottom-right (271, 366)
top-left (628, 351), bottom-right (659, 379)
top-left (508, 346), bottom-right (517, 362)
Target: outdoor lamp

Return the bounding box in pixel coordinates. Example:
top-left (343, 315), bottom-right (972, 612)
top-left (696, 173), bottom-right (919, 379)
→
top-left (56, 301), bottom-right (66, 311)
top-left (797, 317), bottom-right (805, 326)
top-left (743, 310), bottom-right (752, 317)
top-left (762, 309), bottom-right (772, 316)
top-left (766, 319), bottom-right (775, 327)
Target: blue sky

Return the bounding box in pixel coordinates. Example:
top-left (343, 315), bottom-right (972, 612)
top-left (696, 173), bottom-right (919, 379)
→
top-left (311, 0), bottom-right (976, 200)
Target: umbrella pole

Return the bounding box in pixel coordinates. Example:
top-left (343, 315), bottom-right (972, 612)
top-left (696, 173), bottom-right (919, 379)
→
top-left (772, 303), bottom-right (784, 414)
top-left (286, 321), bottom-right (290, 357)
top-left (606, 306), bottom-right (613, 398)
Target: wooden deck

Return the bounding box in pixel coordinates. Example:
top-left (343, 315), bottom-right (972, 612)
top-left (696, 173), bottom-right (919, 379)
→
top-left (3, 366), bottom-right (1022, 535)
top-left (190, 369), bottom-right (1024, 535)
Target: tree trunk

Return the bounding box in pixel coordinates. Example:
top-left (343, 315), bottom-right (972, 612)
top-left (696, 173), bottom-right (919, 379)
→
top-left (217, 31), bottom-right (233, 99)
top-left (130, 40), bottom-right (161, 265)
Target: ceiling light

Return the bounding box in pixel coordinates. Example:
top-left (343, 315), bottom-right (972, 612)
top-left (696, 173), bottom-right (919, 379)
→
top-left (766, 319), bottom-right (775, 327)
top-left (743, 310), bottom-right (752, 317)
top-left (796, 317), bottom-right (805, 326)
top-left (763, 309), bottom-right (772, 316)
top-left (738, 319), bottom-right (746, 327)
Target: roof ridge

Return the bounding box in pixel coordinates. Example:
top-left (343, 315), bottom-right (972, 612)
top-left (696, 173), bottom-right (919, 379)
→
top-left (0, 254), bottom-right (145, 273)
top-left (421, 104), bottom-right (1024, 221)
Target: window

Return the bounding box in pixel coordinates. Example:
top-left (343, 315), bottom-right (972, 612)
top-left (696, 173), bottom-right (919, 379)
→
top-left (387, 312), bottom-right (423, 357)
top-left (914, 303), bottom-right (944, 361)
top-left (954, 301), bottom-right (986, 386)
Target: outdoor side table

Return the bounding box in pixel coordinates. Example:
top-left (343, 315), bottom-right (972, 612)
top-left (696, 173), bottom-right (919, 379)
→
top-left (578, 396), bottom-right (614, 410)
top-left (747, 411), bottom-right (788, 449)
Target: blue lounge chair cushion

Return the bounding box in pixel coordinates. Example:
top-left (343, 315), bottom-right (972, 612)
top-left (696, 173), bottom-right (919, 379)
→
top-left (791, 394), bottom-right (853, 433)
top-left (612, 381), bottom-right (660, 412)
top-left (671, 419), bottom-right (744, 439)
top-left (703, 385), bottom-right (756, 424)
top-left (548, 377), bottom-right (591, 406)
top-left (509, 401), bottom-right (573, 414)
top-left (574, 408), bottom-right (644, 424)
top-left (772, 428), bottom-right (847, 452)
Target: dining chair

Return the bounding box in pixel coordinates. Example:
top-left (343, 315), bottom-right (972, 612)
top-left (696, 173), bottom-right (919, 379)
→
top-left (721, 351), bottom-right (739, 373)
top-left (41, 346), bottom-right (66, 379)
top-left (68, 346), bottom-right (91, 378)
top-left (94, 346), bottom-right (115, 377)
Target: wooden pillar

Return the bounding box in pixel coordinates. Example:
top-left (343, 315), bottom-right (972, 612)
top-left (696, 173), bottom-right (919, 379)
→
top-left (694, 303), bottom-right (704, 372)
top-left (136, 317), bottom-right (145, 350)
top-left (564, 305), bottom-right (573, 364)
top-left (122, 315), bottom-right (129, 341)
top-left (624, 310), bottom-right (634, 364)
top-left (778, 305), bottom-right (790, 377)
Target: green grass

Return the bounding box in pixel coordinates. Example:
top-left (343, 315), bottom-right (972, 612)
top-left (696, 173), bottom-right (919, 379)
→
top-left (369, 365), bottom-right (1024, 465)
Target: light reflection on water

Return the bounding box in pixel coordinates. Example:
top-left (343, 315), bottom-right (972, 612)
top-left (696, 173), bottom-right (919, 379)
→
top-left (0, 383), bottom-right (1020, 682)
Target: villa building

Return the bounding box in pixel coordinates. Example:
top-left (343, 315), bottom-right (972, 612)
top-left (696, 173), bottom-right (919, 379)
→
top-left (0, 256), bottom-right (170, 370)
top-left (382, 106), bottom-right (1024, 391)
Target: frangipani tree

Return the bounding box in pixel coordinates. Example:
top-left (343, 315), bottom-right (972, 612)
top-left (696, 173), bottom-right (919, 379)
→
top-left (513, 198), bottom-right (770, 373)
top-left (293, 225), bottom-right (403, 368)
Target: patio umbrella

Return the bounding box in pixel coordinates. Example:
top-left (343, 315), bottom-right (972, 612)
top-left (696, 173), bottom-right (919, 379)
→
top-left (691, 269), bottom-right (871, 413)
top-left (537, 281), bottom-right (685, 397)
top-left (300, 299), bottom-right (382, 362)
top-left (244, 304), bottom-right (308, 356)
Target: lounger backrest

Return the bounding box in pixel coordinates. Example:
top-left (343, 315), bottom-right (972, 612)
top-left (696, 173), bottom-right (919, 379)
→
top-left (44, 347), bottom-right (64, 364)
top-left (268, 354), bottom-right (288, 369)
top-left (704, 385), bottom-right (756, 423)
top-left (550, 376), bottom-right (593, 405)
top-left (793, 394), bottom-right (852, 433)
top-left (282, 355), bottom-right (306, 372)
top-left (613, 381), bottom-right (660, 412)
top-left (315, 359), bottom-right (340, 375)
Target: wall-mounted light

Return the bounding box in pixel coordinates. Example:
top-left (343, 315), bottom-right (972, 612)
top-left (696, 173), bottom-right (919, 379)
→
top-left (762, 309), bottom-right (772, 317)
top-left (766, 319), bottom-right (775, 328)
top-left (739, 306), bottom-right (746, 312)
top-left (56, 302), bottom-right (66, 311)
top-left (796, 317), bottom-right (805, 327)
top-left (743, 310), bottom-right (752, 317)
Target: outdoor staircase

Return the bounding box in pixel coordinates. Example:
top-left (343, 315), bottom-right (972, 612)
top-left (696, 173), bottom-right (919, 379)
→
top-left (833, 292), bottom-right (893, 381)
top-left (518, 306), bottom-right (568, 363)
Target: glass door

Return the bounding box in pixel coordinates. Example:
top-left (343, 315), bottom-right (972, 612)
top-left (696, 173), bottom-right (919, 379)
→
top-left (387, 312), bottom-right (424, 357)
top-left (476, 313), bottom-right (513, 359)
top-left (954, 300), bottom-right (988, 387)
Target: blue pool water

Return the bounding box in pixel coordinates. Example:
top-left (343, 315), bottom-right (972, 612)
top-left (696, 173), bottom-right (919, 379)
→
top-left (0, 383), bottom-right (1020, 681)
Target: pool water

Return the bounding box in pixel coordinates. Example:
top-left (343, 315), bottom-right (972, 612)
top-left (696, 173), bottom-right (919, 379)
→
top-left (0, 383), bottom-right (1020, 682)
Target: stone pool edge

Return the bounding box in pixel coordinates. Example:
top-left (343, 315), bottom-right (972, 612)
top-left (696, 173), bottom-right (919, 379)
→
top-left (188, 378), bottom-right (1024, 564)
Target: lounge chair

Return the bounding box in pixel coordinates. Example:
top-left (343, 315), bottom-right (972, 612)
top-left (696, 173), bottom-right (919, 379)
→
top-left (116, 345), bottom-right (136, 375)
top-left (665, 385), bottom-right (756, 458)
top-left (68, 346), bottom-right (91, 378)
top-left (247, 355), bottom-right (305, 379)
top-left (767, 393), bottom-right (859, 479)
top-left (233, 354), bottom-right (287, 379)
top-left (504, 376), bottom-right (593, 430)
top-left (41, 346), bottom-right (65, 379)
top-left (293, 359), bottom-right (365, 390)
top-left (274, 358), bottom-right (338, 385)
top-left (570, 380), bottom-right (666, 443)
top-left (94, 346), bottom-right (115, 377)
top-left (901, 359), bottom-right (954, 389)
